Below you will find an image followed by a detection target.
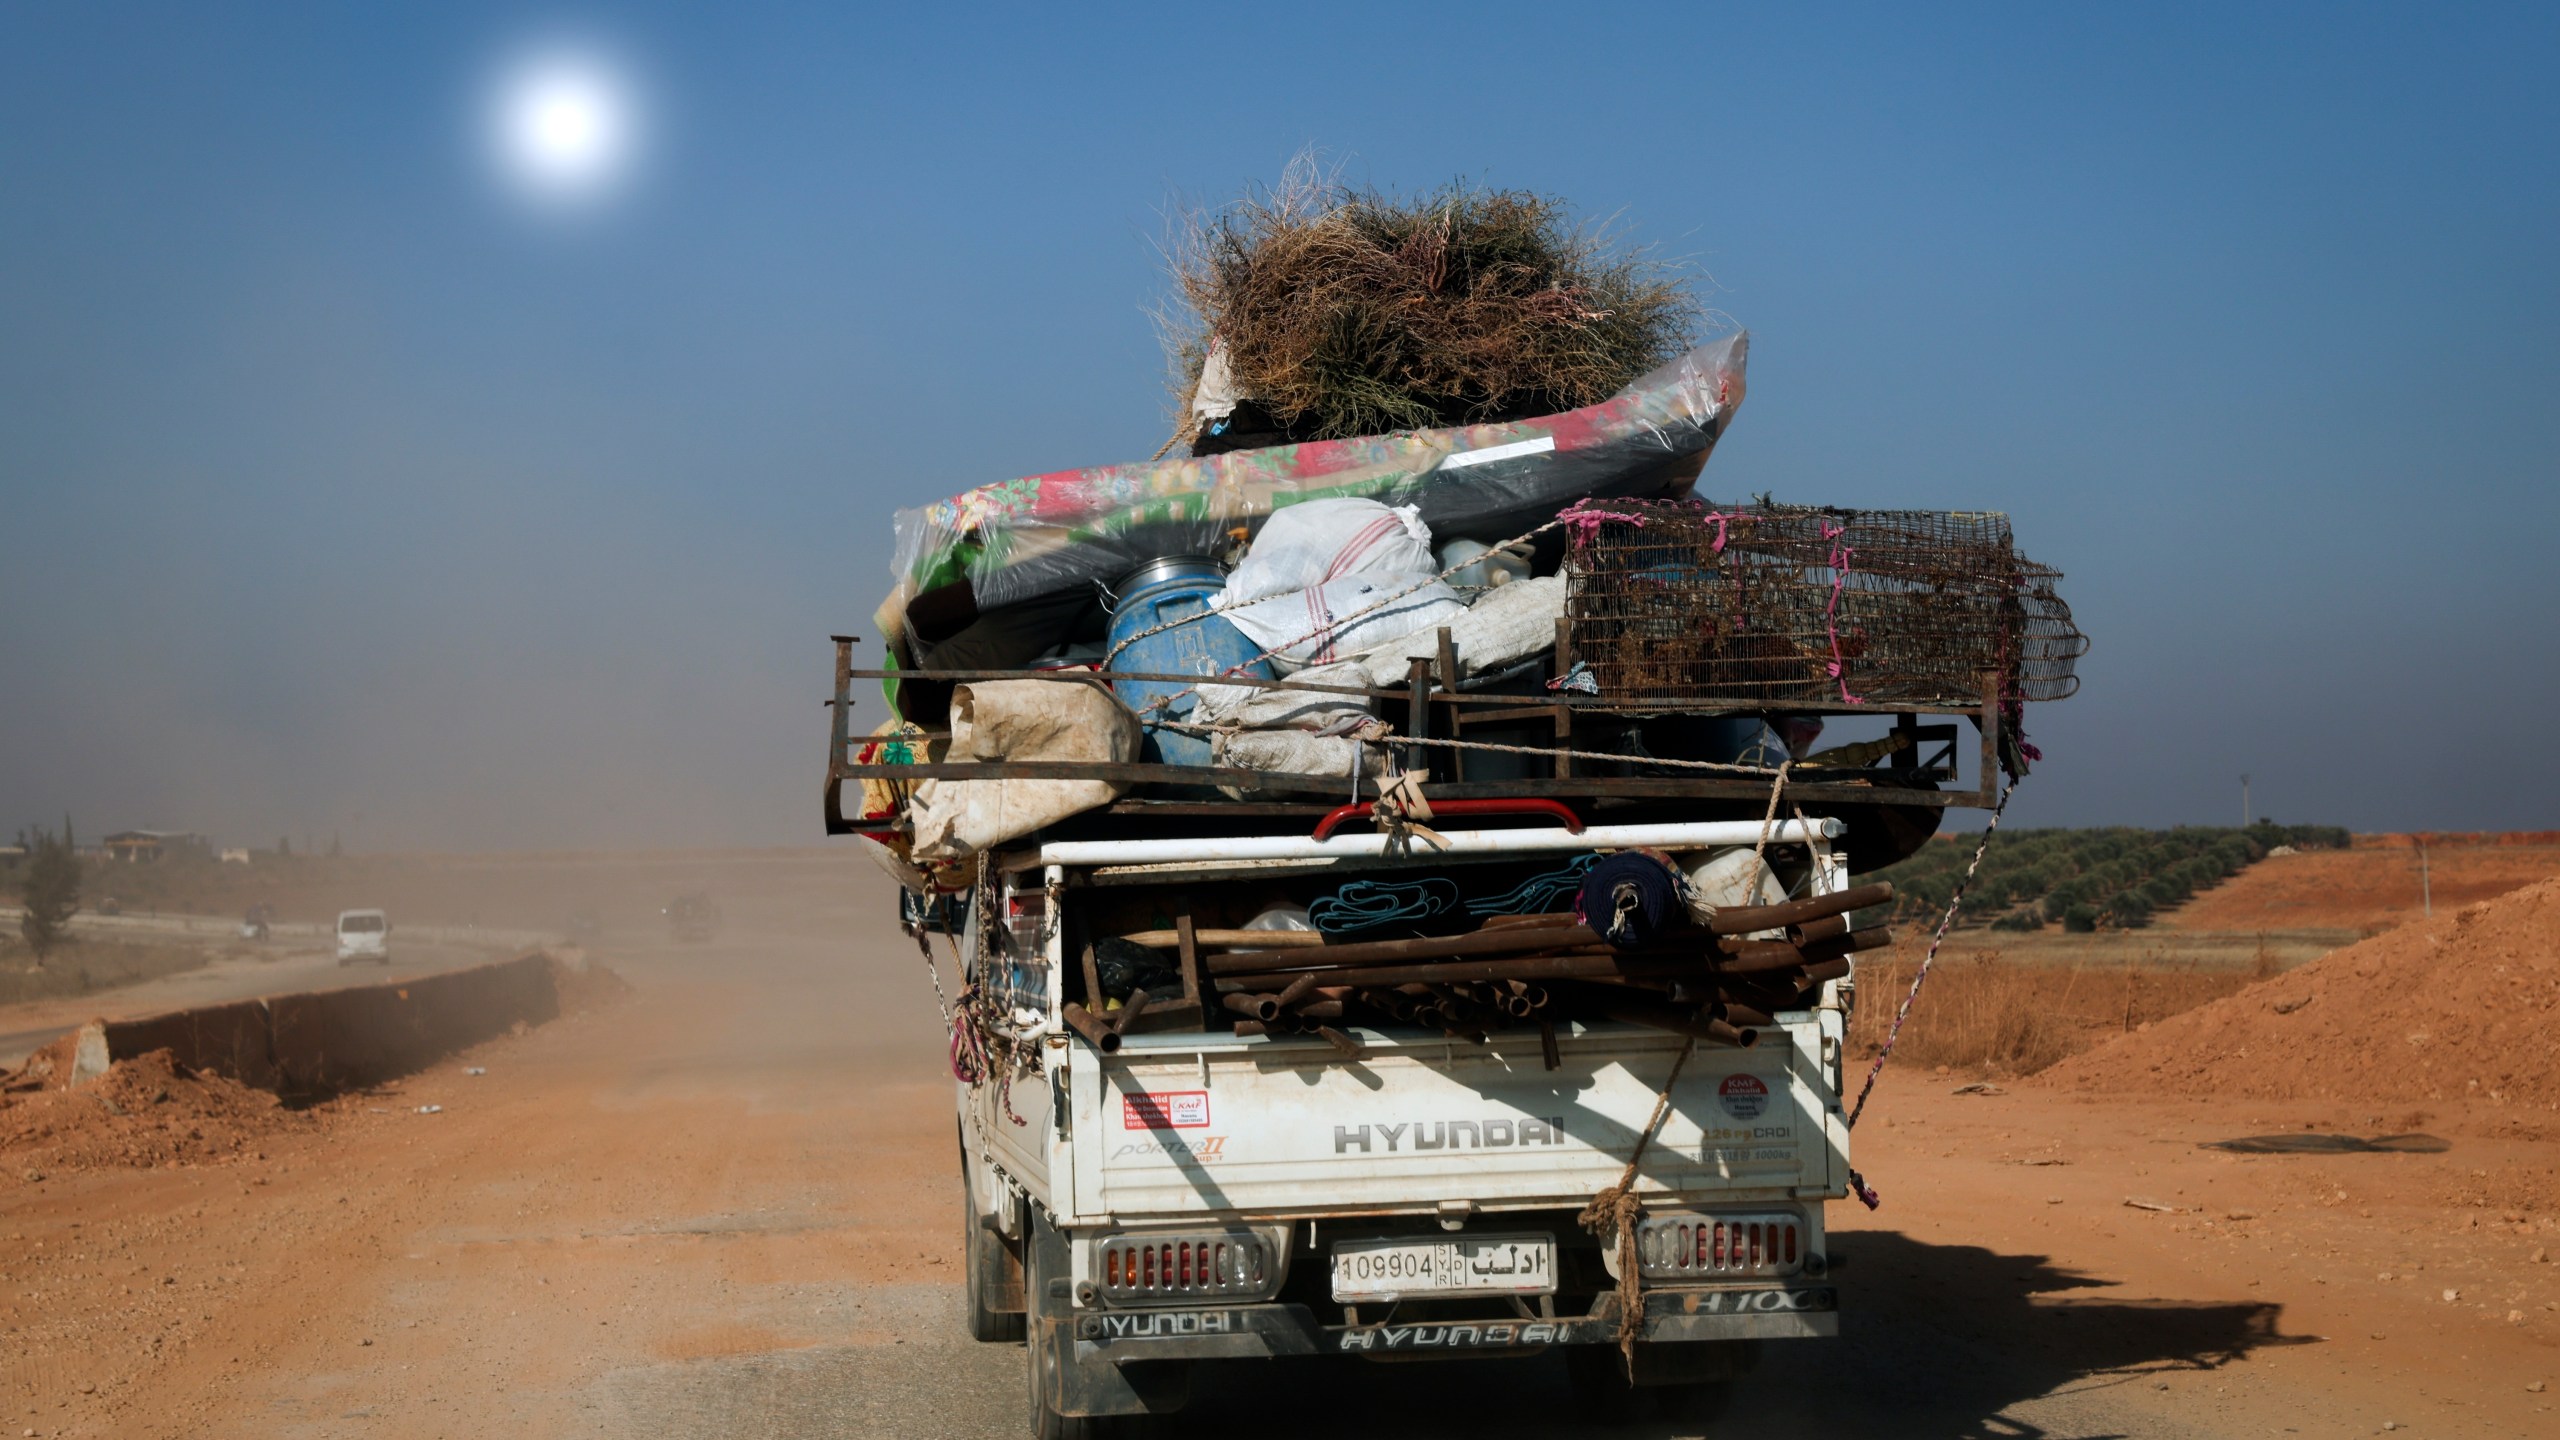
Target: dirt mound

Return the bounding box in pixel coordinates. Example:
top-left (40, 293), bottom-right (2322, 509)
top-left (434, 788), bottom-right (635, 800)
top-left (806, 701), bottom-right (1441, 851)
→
top-left (2159, 842), bottom-right (2558, 933)
top-left (0, 1048), bottom-right (316, 1173)
top-left (2044, 877), bottom-right (2560, 1108)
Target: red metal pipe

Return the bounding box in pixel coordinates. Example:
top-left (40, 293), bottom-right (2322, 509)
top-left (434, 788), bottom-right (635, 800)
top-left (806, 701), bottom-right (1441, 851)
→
top-left (1310, 797), bottom-right (1584, 842)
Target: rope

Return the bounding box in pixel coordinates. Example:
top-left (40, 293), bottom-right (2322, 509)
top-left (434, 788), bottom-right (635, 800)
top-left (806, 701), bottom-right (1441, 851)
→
top-left (1156, 716), bottom-right (1788, 777)
top-left (1576, 1036), bottom-right (1697, 1370)
top-left (1464, 852), bottom-right (1599, 916)
top-left (1839, 776), bottom-right (2022, 1208)
top-left (1307, 876), bottom-right (1461, 934)
top-left (1748, 759), bottom-right (1795, 869)
top-left (1571, 749), bottom-right (1786, 1372)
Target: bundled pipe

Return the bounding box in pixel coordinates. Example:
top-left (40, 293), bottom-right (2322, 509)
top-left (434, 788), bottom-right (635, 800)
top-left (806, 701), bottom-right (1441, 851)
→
top-left (1207, 919), bottom-right (1592, 976)
top-left (1702, 882), bottom-right (1892, 936)
top-left (1169, 895), bottom-right (1893, 1053)
top-left (1212, 925), bottom-right (1892, 992)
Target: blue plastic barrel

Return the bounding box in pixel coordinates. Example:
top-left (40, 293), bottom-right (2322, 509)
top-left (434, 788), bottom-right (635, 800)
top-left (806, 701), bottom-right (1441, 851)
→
top-left (1105, 557), bottom-right (1274, 768)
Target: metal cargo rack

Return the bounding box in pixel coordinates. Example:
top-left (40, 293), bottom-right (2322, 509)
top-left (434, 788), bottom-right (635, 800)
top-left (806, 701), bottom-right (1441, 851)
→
top-left (820, 634), bottom-right (2011, 836)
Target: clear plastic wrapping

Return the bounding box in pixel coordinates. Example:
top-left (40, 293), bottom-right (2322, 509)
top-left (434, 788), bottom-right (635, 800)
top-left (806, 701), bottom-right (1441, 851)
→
top-left (887, 333), bottom-right (1749, 610)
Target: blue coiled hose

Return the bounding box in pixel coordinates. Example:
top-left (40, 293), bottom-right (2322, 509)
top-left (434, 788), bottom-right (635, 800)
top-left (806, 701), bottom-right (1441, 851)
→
top-left (1309, 877), bottom-right (1462, 935)
top-left (1464, 852), bottom-right (1602, 917)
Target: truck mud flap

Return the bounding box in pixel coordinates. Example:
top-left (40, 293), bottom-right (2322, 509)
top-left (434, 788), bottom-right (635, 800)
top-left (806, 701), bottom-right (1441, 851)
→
top-left (1039, 1313), bottom-right (1196, 1416)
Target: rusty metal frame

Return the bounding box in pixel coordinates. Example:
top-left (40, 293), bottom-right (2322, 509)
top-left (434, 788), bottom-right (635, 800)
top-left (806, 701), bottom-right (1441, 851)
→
top-left (821, 638), bottom-right (2004, 836)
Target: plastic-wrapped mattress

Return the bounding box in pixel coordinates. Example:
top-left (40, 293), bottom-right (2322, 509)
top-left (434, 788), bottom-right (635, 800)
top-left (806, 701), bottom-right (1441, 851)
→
top-left (887, 334), bottom-right (1748, 611)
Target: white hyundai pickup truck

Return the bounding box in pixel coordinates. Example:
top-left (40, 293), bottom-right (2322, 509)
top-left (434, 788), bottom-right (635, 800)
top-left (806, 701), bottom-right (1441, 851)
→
top-left (943, 816), bottom-right (1856, 1437)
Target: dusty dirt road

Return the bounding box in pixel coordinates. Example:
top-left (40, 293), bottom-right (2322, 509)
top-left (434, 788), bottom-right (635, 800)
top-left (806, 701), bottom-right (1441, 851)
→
top-left (4, 873), bottom-right (2555, 1439)
top-left (0, 933), bottom-right (525, 1069)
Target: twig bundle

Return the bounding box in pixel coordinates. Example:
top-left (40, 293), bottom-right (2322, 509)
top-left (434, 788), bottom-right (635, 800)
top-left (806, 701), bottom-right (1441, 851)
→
top-left (1164, 161), bottom-right (1702, 442)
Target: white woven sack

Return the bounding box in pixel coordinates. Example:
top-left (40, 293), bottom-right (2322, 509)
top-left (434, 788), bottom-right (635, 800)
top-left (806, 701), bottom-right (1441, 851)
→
top-left (1218, 498), bottom-right (1435, 609)
top-left (1194, 660), bottom-right (1373, 730)
top-left (1212, 729), bottom-right (1393, 784)
top-left (1351, 574), bottom-right (1567, 687)
top-left (1220, 575), bottom-right (1467, 674)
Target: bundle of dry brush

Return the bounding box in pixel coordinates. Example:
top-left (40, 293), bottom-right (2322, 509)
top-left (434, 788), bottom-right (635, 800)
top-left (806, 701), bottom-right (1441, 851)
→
top-left (1165, 170), bottom-right (1702, 446)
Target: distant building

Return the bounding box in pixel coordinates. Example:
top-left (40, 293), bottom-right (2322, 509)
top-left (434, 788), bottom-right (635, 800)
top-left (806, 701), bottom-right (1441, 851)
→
top-left (102, 830), bottom-right (210, 863)
top-left (218, 847), bottom-right (251, 864)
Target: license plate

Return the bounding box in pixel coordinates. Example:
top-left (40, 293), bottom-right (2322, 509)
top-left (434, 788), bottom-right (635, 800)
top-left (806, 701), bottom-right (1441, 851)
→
top-left (1331, 1234), bottom-right (1556, 1301)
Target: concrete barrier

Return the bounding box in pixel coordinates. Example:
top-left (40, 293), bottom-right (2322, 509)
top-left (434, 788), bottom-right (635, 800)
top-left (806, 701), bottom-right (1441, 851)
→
top-left (100, 998), bottom-right (280, 1091)
top-left (58, 952), bottom-right (577, 1098)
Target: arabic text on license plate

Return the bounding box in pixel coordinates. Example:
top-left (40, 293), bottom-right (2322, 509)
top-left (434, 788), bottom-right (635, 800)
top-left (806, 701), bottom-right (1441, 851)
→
top-left (1331, 1235), bottom-right (1555, 1300)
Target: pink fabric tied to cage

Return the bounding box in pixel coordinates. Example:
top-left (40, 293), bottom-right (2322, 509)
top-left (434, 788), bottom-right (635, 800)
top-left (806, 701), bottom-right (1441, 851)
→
top-left (1556, 503), bottom-right (1650, 543)
top-left (1820, 521), bottom-right (1865, 705)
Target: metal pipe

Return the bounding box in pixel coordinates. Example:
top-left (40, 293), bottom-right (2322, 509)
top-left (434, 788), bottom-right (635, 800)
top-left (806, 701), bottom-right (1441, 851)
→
top-left (1785, 913), bottom-right (1851, 946)
top-left (1110, 989), bottom-right (1153, 1035)
top-left (1795, 927), bottom-right (1894, 964)
top-left (1314, 1025), bottom-right (1367, 1059)
top-left (1272, 973), bottom-right (1320, 1010)
top-left (1114, 928), bottom-right (1327, 950)
top-left (1721, 940), bottom-right (1809, 973)
top-left (1359, 987), bottom-right (1419, 1021)
top-left (1704, 882), bottom-right (1893, 936)
top-left (1212, 951), bottom-right (1707, 991)
top-left (1208, 922), bottom-right (1595, 976)
top-left (1039, 818), bottom-right (1842, 869)
top-left (1553, 983), bottom-right (1757, 1048)
top-left (1060, 1003), bottom-right (1123, 1053)
top-left (1477, 912), bottom-right (1578, 931)
top-left (1312, 797), bottom-right (1584, 842)
top-left (1221, 991), bottom-right (1279, 1022)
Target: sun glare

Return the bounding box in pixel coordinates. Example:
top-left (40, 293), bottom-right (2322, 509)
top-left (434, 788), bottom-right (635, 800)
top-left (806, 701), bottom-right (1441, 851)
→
top-left (485, 44), bottom-right (639, 207)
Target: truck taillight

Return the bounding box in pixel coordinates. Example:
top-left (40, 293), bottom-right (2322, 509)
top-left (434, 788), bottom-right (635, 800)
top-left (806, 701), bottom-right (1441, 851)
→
top-left (1096, 1231), bottom-right (1279, 1306)
top-left (1636, 1213), bottom-right (1804, 1280)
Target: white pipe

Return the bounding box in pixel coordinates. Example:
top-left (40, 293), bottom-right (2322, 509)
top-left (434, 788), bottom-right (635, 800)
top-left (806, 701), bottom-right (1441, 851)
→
top-left (1037, 818), bottom-right (1841, 869)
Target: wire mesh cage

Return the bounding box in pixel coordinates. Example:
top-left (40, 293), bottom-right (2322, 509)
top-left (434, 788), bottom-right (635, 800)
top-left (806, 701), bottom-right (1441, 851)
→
top-left (1563, 500), bottom-right (2086, 706)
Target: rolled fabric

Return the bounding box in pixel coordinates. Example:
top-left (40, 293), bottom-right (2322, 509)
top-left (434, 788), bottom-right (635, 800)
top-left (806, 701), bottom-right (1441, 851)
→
top-left (1575, 851), bottom-right (1690, 952)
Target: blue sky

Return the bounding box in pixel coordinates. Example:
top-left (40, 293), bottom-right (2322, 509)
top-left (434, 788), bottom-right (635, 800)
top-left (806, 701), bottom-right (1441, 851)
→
top-left (2, 3), bottom-right (2554, 850)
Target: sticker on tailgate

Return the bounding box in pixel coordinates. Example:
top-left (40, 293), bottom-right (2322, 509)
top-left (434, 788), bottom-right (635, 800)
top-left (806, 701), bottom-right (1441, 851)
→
top-left (1121, 1090), bottom-right (1209, 1129)
top-left (1717, 1074), bottom-right (1770, 1120)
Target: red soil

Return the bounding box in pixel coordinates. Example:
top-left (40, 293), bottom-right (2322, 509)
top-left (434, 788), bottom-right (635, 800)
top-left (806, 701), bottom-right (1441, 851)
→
top-left (2045, 877), bottom-right (2560, 1114)
top-left (0, 1049), bottom-right (319, 1174)
top-left (2161, 842), bottom-right (2560, 934)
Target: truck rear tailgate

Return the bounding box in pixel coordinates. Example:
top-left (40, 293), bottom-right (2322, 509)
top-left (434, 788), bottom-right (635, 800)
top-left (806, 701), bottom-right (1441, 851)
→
top-left (1066, 1017), bottom-right (1846, 1221)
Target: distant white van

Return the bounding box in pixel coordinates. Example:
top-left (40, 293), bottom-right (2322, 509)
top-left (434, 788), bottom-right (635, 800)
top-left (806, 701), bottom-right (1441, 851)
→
top-left (335, 909), bottom-right (391, 966)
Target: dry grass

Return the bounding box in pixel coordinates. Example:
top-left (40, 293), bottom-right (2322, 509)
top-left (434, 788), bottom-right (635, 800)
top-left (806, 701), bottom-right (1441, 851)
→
top-left (0, 938), bottom-right (213, 1004)
top-left (1162, 156), bottom-right (1702, 441)
top-left (1847, 953), bottom-right (2256, 1078)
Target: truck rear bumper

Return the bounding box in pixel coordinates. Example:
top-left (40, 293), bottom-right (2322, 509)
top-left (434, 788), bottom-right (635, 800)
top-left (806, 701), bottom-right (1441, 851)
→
top-left (1069, 1282), bottom-right (1838, 1363)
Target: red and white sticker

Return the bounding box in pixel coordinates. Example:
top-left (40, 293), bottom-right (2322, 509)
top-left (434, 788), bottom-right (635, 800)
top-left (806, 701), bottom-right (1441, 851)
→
top-left (1717, 1074), bottom-right (1770, 1121)
top-left (1120, 1090), bottom-right (1210, 1130)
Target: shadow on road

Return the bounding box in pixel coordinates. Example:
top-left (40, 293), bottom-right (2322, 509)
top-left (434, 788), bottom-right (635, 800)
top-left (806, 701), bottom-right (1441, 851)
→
top-left (1157, 1230), bottom-right (2307, 1439)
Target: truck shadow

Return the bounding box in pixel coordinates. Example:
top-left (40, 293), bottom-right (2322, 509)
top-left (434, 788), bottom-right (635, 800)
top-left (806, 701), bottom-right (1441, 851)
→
top-left (1163, 1231), bottom-right (2309, 1438)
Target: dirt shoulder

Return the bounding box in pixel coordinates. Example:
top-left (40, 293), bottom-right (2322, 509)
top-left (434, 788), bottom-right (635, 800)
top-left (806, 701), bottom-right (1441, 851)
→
top-left (0, 926), bottom-right (951, 1439)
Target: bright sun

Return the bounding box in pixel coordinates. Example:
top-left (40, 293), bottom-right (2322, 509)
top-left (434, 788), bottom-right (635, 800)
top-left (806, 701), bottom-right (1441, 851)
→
top-left (487, 47), bottom-right (638, 205)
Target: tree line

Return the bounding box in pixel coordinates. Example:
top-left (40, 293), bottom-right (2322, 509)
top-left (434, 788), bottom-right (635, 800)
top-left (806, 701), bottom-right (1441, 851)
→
top-left (1866, 821), bottom-right (2352, 933)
